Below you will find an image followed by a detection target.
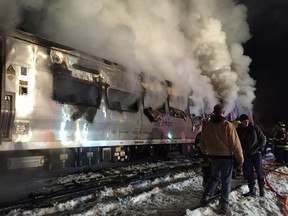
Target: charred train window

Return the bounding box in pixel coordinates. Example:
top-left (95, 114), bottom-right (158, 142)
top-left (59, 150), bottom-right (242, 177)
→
top-left (53, 75), bottom-right (100, 107)
top-left (107, 88), bottom-right (139, 112)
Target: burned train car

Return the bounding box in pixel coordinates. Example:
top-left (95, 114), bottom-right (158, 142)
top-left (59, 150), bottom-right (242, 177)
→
top-left (0, 30), bottom-right (200, 172)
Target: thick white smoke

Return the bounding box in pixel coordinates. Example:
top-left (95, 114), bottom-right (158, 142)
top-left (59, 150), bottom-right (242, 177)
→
top-left (0, 0), bottom-right (255, 116)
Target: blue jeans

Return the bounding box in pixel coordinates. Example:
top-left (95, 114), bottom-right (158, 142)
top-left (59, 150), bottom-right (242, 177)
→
top-left (201, 158), bottom-right (233, 206)
top-left (244, 152), bottom-right (264, 189)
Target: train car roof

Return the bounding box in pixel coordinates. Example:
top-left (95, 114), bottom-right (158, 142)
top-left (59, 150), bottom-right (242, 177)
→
top-left (2, 28), bottom-right (119, 67)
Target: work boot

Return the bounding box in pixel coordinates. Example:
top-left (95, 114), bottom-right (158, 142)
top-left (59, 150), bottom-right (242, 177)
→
top-left (259, 187), bottom-right (265, 197)
top-left (200, 197), bottom-right (209, 206)
top-left (243, 187), bottom-right (256, 197)
top-left (218, 204), bottom-right (231, 215)
top-left (259, 183), bottom-right (265, 197)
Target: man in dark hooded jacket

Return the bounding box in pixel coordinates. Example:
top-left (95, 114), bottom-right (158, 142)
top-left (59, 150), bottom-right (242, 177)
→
top-left (237, 114), bottom-right (266, 197)
top-left (199, 104), bottom-right (243, 214)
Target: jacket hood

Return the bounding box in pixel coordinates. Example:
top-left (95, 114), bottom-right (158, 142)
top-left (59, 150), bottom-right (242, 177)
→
top-left (210, 115), bottom-right (225, 123)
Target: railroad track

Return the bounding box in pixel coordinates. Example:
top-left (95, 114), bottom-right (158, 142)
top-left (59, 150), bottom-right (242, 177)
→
top-left (1, 158), bottom-right (254, 216)
top-left (0, 159), bottom-right (199, 215)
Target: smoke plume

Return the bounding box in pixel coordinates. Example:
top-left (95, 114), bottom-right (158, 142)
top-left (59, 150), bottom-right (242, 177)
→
top-left (0, 0), bottom-right (255, 116)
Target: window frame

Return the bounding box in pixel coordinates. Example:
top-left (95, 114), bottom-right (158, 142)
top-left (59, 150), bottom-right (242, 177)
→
top-left (106, 87), bottom-right (139, 112)
top-left (53, 74), bottom-right (101, 108)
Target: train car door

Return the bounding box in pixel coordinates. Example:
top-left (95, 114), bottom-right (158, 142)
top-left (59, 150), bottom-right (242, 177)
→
top-left (0, 35), bottom-right (15, 142)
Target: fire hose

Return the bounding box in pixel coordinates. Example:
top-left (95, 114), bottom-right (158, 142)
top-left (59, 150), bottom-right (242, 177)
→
top-left (262, 162), bottom-right (288, 209)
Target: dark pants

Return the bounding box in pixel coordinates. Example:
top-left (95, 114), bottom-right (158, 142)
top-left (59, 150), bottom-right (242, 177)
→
top-left (285, 150), bottom-right (288, 163)
top-left (202, 166), bottom-right (211, 186)
top-left (274, 147), bottom-right (288, 164)
top-left (274, 147), bottom-right (285, 164)
top-left (201, 158), bottom-right (233, 207)
top-left (244, 152), bottom-right (264, 190)
top-left (201, 155), bottom-right (211, 186)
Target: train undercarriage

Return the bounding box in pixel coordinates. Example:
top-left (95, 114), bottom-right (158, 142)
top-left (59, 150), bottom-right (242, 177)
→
top-left (0, 143), bottom-right (194, 174)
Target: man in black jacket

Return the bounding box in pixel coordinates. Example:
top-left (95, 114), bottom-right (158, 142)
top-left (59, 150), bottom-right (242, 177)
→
top-left (237, 114), bottom-right (266, 197)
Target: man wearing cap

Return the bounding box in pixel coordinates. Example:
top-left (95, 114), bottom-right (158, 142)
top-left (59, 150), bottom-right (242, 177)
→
top-left (237, 114), bottom-right (266, 197)
top-left (199, 104), bottom-right (244, 214)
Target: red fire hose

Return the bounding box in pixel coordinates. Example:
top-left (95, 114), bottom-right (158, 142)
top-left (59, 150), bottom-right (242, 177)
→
top-left (264, 168), bottom-right (288, 176)
top-left (263, 166), bottom-right (288, 210)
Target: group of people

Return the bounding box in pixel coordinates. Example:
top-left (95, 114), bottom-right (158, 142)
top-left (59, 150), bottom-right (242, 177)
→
top-left (196, 104), bottom-right (266, 215)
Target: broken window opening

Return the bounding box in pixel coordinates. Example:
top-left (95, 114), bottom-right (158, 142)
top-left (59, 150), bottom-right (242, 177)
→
top-left (53, 75), bottom-right (100, 107)
top-left (107, 88), bottom-right (139, 112)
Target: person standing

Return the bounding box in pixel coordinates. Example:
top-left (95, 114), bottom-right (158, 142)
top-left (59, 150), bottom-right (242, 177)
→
top-left (237, 114), bottom-right (266, 197)
top-left (199, 104), bottom-right (244, 214)
top-left (194, 132), bottom-right (211, 187)
top-left (273, 123), bottom-right (288, 165)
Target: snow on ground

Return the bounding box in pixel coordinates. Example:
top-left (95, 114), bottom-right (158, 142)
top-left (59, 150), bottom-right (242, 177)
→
top-left (187, 165), bottom-right (288, 216)
top-left (5, 162), bottom-right (288, 216)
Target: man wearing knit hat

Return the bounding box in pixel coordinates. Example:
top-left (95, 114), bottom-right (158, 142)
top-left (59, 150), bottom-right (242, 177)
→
top-left (237, 114), bottom-right (266, 197)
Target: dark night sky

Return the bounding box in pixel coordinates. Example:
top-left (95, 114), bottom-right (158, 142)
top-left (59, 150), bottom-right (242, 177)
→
top-left (238, 0), bottom-right (288, 130)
